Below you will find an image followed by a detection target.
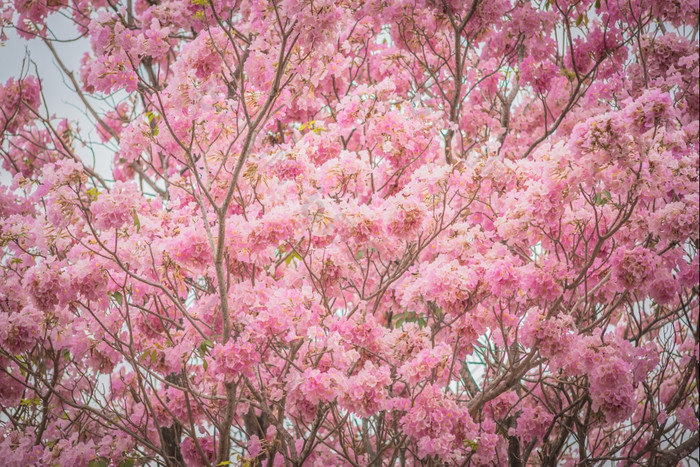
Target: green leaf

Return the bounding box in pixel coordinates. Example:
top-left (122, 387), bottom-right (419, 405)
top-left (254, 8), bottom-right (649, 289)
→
top-left (299, 120), bottom-right (315, 132)
top-left (393, 311), bottom-right (428, 328)
top-left (111, 291), bottom-right (123, 306)
top-left (464, 439), bottom-right (479, 451)
top-left (87, 459), bottom-right (109, 467)
top-left (118, 460), bottom-right (135, 467)
top-left (285, 251), bottom-right (301, 265)
top-left (132, 210), bottom-right (141, 232)
top-left (594, 190), bottom-right (612, 206)
top-left (202, 359), bottom-right (208, 371)
top-left (560, 68), bottom-right (576, 82)
top-left (20, 397), bottom-right (41, 407)
top-left (575, 13), bottom-right (584, 26)
top-left (150, 349), bottom-right (158, 364)
top-left (594, 0), bottom-right (601, 9)
top-left (200, 339), bottom-right (214, 354)
top-left (217, 461), bottom-right (232, 466)
top-left (86, 187), bottom-right (101, 202)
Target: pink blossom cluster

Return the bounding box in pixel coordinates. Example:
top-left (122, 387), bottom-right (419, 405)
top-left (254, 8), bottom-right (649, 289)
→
top-left (90, 182), bottom-right (139, 230)
top-left (0, 77), bottom-right (41, 135)
top-left (397, 385), bottom-right (478, 462)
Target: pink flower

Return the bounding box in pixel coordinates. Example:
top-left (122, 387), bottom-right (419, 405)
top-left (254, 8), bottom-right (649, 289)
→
top-left (210, 340), bottom-right (260, 380)
top-left (24, 262), bottom-right (65, 311)
top-left (90, 182), bottom-right (139, 230)
top-left (520, 309), bottom-right (574, 368)
top-left (399, 385), bottom-right (477, 462)
top-left (340, 361), bottom-right (390, 417)
top-left (589, 355), bottom-right (635, 423)
top-left (516, 404), bottom-right (554, 444)
top-left (247, 435), bottom-right (262, 457)
top-left (484, 259), bottom-right (520, 297)
top-left (675, 406), bottom-right (699, 432)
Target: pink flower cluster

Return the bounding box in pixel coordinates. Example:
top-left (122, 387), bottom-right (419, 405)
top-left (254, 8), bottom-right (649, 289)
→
top-left (521, 309), bottom-right (574, 368)
top-left (398, 385), bottom-right (477, 462)
top-left (24, 262), bottom-right (64, 311)
top-left (516, 404), bottom-right (554, 444)
top-left (612, 246), bottom-right (659, 289)
top-left (340, 361), bottom-right (390, 417)
top-left (0, 306), bottom-right (42, 354)
top-left (90, 182), bottom-right (139, 230)
top-left (398, 343), bottom-right (451, 385)
top-left (210, 340), bottom-right (260, 381)
top-left (0, 76), bottom-right (41, 134)
top-left (588, 353), bottom-right (636, 423)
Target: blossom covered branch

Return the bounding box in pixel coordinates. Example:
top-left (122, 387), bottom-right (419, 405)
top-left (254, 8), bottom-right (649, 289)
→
top-left (0, 0), bottom-right (698, 465)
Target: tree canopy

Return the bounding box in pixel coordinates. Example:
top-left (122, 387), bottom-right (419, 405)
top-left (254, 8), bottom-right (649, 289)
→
top-left (0, 0), bottom-right (698, 465)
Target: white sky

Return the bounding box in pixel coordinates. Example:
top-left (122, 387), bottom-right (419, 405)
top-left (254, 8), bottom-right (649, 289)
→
top-left (1, 14), bottom-right (115, 183)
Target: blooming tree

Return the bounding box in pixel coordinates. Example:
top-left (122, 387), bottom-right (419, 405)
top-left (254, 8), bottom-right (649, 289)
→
top-left (1, 0), bottom-right (698, 465)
